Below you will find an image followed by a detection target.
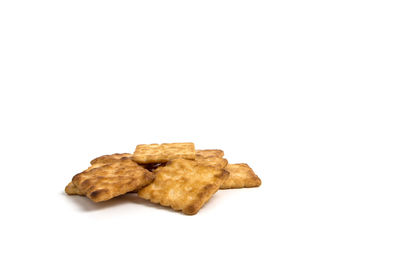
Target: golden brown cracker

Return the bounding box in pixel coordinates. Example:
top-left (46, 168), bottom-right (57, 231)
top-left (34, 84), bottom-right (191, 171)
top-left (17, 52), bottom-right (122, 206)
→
top-left (90, 153), bottom-right (160, 172)
top-left (138, 158), bottom-right (228, 215)
top-left (72, 158), bottom-right (154, 202)
top-left (220, 163), bottom-right (261, 189)
top-left (65, 153), bottom-right (156, 196)
top-left (90, 153), bottom-right (133, 165)
top-left (195, 149), bottom-right (224, 158)
top-left (65, 181), bottom-right (84, 195)
top-left (195, 156), bottom-right (228, 169)
top-left (65, 162), bottom-right (106, 196)
top-left (133, 142), bottom-right (195, 164)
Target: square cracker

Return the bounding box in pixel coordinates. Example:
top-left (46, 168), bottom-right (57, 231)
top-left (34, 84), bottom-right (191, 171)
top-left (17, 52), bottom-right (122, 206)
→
top-left (138, 158), bottom-right (229, 215)
top-left (195, 149), bottom-right (224, 158)
top-left (220, 163), bottom-right (261, 189)
top-left (65, 154), bottom-right (132, 196)
top-left (65, 153), bottom-right (161, 196)
top-left (71, 158), bottom-right (154, 202)
top-left (133, 142), bottom-right (195, 164)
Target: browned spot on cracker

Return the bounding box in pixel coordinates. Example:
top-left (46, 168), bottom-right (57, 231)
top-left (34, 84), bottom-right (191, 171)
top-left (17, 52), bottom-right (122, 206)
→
top-left (89, 189), bottom-right (110, 202)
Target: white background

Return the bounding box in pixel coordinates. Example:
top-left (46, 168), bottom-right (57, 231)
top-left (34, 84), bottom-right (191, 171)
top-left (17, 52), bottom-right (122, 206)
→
top-left (0, 1), bottom-right (399, 266)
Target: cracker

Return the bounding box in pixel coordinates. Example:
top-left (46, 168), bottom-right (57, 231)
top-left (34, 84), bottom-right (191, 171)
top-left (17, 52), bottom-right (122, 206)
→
top-left (138, 158), bottom-right (228, 215)
top-left (90, 153), bottom-right (133, 165)
top-left (65, 162), bottom-right (105, 196)
top-left (195, 149), bottom-right (224, 158)
top-left (133, 142), bottom-right (195, 164)
top-left (71, 158), bottom-right (154, 202)
top-left (89, 153), bottom-right (162, 172)
top-left (65, 181), bottom-right (84, 195)
top-left (65, 153), bottom-right (158, 196)
top-left (195, 156), bottom-right (228, 169)
top-left (220, 163), bottom-right (261, 189)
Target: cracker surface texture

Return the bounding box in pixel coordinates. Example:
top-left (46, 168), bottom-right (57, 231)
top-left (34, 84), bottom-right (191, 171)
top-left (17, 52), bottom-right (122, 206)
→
top-left (90, 153), bottom-right (133, 165)
top-left (65, 181), bottom-right (84, 195)
top-left (89, 153), bottom-right (160, 172)
top-left (221, 163), bottom-right (261, 189)
top-left (65, 162), bottom-right (106, 196)
top-left (65, 153), bottom-right (155, 196)
top-left (195, 156), bottom-right (228, 169)
top-left (133, 142), bottom-right (195, 164)
top-left (195, 149), bottom-right (224, 158)
top-left (138, 158), bottom-right (228, 215)
top-left (72, 158), bottom-right (154, 202)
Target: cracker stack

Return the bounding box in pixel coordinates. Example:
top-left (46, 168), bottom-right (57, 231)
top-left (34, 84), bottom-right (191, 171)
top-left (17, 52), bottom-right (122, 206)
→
top-left (65, 142), bottom-right (261, 215)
